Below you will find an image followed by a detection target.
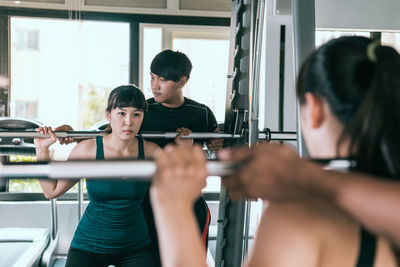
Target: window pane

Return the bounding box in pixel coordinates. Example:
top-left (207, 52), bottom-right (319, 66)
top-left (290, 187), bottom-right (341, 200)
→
top-left (141, 27), bottom-right (162, 99)
top-left (10, 17), bottom-right (129, 129)
top-left (9, 17), bottom-right (130, 192)
top-left (173, 38), bottom-right (229, 123)
top-left (382, 32), bottom-right (400, 53)
top-left (315, 30), bottom-right (370, 47)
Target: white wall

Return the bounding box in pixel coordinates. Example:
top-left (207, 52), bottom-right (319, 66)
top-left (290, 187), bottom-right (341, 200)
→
top-left (316, 0), bottom-right (400, 31)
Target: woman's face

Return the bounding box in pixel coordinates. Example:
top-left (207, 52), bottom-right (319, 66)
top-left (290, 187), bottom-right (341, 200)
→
top-left (106, 107), bottom-right (144, 141)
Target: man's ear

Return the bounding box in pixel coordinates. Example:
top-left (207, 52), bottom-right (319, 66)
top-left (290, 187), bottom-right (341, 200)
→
top-left (304, 92), bottom-right (325, 129)
top-left (178, 76), bottom-right (187, 88)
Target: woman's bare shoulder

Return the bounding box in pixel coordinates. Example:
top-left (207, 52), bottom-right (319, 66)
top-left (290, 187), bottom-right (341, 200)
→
top-left (143, 140), bottom-right (161, 159)
top-left (264, 200), bottom-right (329, 231)
top-left (246, 201), bottom-right (323, 267)
top-left (68, 138), bottom-right (97, 160)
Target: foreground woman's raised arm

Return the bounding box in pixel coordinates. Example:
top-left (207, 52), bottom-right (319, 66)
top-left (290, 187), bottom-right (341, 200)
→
top-left (151, 145), bottom-right (208, 267)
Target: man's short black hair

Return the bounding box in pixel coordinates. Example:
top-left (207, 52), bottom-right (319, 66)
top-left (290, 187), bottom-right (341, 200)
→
top-left (150, 50), bottom-right (192, 82)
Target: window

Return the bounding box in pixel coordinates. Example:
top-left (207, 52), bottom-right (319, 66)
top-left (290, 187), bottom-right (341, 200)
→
top-left (141, 25), bottom-right (230, 123)
top-left (9, 17), bottom-right (130, 192)
top-left (381, 32), bottom-right (400, 53)
top-left (10, 17), bottom-right (130, 130)
top-left (315, 30), bottom-right (370, 47)
top-left (316, 30), bottom-right (400, 53)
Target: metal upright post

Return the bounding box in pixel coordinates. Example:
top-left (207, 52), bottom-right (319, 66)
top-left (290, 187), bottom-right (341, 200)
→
top-left (243, 0), bottom-right (265, 260)
top-left (292, 0), bottom-right (315, 157)
top-left (78, 180), bottom-right (84, 220)
top-left (216, 0), bottom-right (252, 266)
top-left (216, 0), bottom-right (266, 266)
top-left (50, 198), bottom-right (58, 240)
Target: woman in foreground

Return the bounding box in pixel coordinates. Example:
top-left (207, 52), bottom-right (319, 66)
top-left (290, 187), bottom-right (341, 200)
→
top-left (151, 37), bottom-right (400, 267)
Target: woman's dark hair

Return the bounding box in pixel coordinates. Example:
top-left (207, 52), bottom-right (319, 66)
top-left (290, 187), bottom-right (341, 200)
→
top-left (106, 85), bottom-right (148, 113)
top-left (297, 36), bottom-right (400, 177)
top-left (105, 85), bottom-right (148, 132)
top-left (150, 50), bottom-right (192, 82)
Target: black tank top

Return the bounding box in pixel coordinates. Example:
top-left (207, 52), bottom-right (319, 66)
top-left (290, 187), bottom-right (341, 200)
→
top-left (355, 228), bottom-right (377, 267)
top-left (71, 136), bottom-right (150, 253)
top-left (96, 136), bottom-right (145, 160)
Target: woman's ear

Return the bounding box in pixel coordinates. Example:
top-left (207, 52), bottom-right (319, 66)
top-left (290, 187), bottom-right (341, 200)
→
top-left (304, 92), bottom-right (325, 129)
top-left (105, 110), bottom-right (111, 122)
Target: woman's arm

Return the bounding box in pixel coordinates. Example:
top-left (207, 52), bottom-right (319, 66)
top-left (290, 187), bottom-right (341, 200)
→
top-left (143, 140), bottom-right (161, 159)
top-left (151, 145), bottom-right (207, 267)
top-left (34, 126), bottom-right (77, 199)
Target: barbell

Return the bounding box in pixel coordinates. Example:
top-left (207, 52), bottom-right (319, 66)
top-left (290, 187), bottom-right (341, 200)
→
top-left (0, 160), bottom-right (237, 180)
top-left (0, 159), bottom-right (353, 181)
top-left (0, 130), bottom-right (297, 141)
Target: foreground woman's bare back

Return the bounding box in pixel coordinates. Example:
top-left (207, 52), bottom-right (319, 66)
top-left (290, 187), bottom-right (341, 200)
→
top-left (246, 199), bottom-right (397, 267)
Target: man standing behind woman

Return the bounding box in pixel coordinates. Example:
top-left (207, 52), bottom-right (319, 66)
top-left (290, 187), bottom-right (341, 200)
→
top-left (141, 50), bottom-right (223, 265)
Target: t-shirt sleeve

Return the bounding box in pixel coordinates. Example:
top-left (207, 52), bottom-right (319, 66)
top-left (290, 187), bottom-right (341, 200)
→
top-left (206, 106), bottom-right (218, 132)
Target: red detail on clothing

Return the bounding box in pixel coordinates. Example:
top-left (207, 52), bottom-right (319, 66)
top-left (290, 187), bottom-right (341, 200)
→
top-left (201, 208), bottom-right (211, 248)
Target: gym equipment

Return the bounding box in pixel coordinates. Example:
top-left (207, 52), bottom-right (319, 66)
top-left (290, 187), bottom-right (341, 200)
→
top-left (0, 117), bottom-right (43, 155)
top-left (0, 129), bottom-right (296, 141)
top-left (0, 160), bottom-right (238, 180)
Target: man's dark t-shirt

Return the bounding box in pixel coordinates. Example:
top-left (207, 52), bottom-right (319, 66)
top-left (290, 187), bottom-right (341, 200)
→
top-left (141, 97), bottom-right (218, 266)
top-left (141, 97), bottom-right (218, 147)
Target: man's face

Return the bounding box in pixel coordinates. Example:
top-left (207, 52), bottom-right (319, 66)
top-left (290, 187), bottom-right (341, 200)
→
top-left (150, 72), bottom-right (185, 104)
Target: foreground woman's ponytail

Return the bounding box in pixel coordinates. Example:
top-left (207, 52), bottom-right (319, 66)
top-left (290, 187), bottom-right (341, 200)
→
top-left (297, 36), bottom-right (400, 178)
top-left (346, 42), bottom-right (400, 177)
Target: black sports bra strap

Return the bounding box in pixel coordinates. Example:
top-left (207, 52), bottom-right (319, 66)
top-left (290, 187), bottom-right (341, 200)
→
top-left (96, 136), bottom-right (105, 160)
top-left (355, 228), bottom-right (377, 267)
top-left (137, 136), bottom-right (145, 159)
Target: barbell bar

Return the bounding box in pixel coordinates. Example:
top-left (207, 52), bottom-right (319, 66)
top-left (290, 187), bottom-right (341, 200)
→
top-left (0, 160), bottom-right (238, 180)
top-left (0, 159), bottom-right (353, 181)
top-left (0, 130), bottom-right (297, 141)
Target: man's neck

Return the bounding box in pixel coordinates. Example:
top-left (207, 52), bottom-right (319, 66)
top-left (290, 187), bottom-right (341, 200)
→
top-left (160, 96), bottom-right (185, 108)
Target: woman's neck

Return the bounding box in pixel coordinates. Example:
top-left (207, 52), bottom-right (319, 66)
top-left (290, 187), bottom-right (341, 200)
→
top-left (308, 119), bottom-right (351, 159)
top-left (103, 134), bottom-right (138, 157)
